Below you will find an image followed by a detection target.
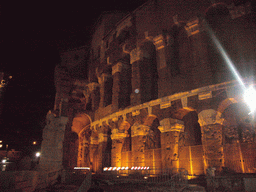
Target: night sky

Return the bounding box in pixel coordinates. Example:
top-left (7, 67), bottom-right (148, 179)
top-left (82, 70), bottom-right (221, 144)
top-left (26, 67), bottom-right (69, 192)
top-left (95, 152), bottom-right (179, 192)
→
top-left (0, 1), bottom-right (147, 149)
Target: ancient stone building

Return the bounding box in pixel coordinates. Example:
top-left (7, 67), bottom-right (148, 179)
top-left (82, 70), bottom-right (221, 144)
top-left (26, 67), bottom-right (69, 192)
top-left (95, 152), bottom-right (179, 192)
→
top-left (49, 0), bottom-right (256, 177)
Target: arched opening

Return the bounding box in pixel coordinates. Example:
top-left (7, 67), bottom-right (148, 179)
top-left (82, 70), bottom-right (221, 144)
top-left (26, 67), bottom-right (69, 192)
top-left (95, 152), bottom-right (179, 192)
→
top-left (71, 113), bottom-right (92, 168)
top-left (170, 107), bottom-right (201, 146)
top-left (205, 3), bottom-right (231, 28)
top-left (143, 115), bottom-right (161, 149)
top-left (139, 41), bottom-right (158, 103)
top-left (220, 101), bottom-right (255, 173)
top-left (65, 131), bottom-right (79, 169)
top-left (221, 102), bottom-right (253, 144)
top-left (182, 111), bottom-right (202, 146)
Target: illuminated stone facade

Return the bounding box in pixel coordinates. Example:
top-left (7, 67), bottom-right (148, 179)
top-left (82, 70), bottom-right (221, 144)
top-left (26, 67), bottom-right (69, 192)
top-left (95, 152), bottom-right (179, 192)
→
top-left (49, 0), bottom-right (256, 176)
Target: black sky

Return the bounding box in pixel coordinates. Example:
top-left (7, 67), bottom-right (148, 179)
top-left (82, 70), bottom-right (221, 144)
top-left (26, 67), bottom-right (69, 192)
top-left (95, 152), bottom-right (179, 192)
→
top-left (0, 1), bottom-right (147, 148)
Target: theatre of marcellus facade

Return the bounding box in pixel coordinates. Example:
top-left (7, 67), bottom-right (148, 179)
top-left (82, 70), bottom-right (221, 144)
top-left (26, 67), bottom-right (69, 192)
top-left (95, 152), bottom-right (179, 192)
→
top-left (40, 0), bottom-right (256, 176)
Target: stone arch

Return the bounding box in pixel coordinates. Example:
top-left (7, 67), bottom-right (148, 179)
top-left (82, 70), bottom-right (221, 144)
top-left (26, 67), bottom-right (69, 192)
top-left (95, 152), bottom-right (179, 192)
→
top-left (173, 107), bottom-right (196, 120)
top-left (217, 98), bottom-right (238, 115)
top-left (71, 113), bottom-right (92, 135)
top-left (205, 3), bottom-right (231, 28)
top-left (220, 101), bottom-right (253, 144)
top-left (71, 113), bottom-right (92, 167)
top-left (220, 101), bottom-right (256, 173)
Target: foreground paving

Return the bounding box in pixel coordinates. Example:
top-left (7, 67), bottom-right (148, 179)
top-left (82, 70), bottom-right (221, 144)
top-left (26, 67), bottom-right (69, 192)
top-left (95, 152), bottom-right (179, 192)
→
top-left (35, 184), bottom-right (80, 192)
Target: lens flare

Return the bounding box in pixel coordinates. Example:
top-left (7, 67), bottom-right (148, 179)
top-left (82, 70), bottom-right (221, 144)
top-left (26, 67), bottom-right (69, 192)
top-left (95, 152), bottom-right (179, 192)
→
top-left (205, 21), bottom-right (256, 114)
top-left (244, 86), bottom-right (256, 114)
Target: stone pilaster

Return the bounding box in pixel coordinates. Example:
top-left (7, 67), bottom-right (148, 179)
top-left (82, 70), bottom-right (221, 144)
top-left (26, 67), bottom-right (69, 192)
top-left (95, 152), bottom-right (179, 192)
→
top-left (97, 133), bottom-right (109, 172)
top-left (87, 82), bottom-right (100, 111)
top-left (130, 44), bottom-right (157, 105)
top-left (131, 123), bottom-right (152, 167)
top-left (198, 109), bottom-right (225, 171)
top-left (77, 135), bottom-right (90, 167)
top-left (185, 17), bottom-right (213, 88)
top-left (159, 118), bottom-right (184, 169)
top-left (98, 73), bottom-right (112, 108)
top-left (89, 136), bottom-right (99, 172)
top-left (130, 48), bottom-right (143, 106)
top-left (111, 129), bottom-right (129, 167)
top-left (112, 62), bottom-right (131, 111)
top-left (153, 34), bottom-right (167, 69)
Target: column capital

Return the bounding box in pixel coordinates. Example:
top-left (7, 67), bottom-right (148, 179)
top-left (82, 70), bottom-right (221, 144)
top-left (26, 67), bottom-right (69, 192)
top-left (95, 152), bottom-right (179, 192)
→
top-left (111, 128), bottom-right (129, 140)
top-left (153, 34), bottom-right (166, 50)
top-left (112, 62), bottom-right (129, 75)
top-left (98, 133), bottom-right (108, 143)
top-left (185, 17), bottom-right (200, 36)
top-left (198, 109), bottom-right (224, 127)
top-left (87, 82), bottom-right (99, 93)
top-left (98, 73), bottom-right (112, 84)
top-left (130, 47), bottom-right (150, 64)
top-left (131, 124), bottom-right (151, 137)
top-left (159, 118), bottom-right (184, 133)
top-left (90, 137), bottom-right (99, 145)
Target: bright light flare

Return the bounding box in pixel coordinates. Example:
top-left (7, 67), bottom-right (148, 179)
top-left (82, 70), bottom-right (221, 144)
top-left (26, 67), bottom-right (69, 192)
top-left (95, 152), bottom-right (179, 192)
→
top-left (2, 159), bottom-right (6, 163)
top-left (74, 167), bottom-right (90, 170)
top-left (244, 86), bottom-right (256, 114)
top-left (35, 152), bottom-right (41, 157)
top-left (207, 25), bottom-right (246, 90)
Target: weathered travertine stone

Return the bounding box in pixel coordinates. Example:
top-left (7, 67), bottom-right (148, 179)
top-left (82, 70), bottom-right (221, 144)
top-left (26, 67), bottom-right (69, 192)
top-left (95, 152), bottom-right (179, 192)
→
top-left (40, 112), bottom-right (68, 171)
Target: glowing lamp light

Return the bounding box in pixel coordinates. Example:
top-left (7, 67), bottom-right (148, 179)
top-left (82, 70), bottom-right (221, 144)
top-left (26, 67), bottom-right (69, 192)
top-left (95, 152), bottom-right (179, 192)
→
top-left (131, 167), bottom-right (134, 170)
top-left (244, 86), bottom-right (256, 114)
top-left (125, 167), bottom-right (129, 170)
top-left (109, 167), bottom-right (112, 171)
top-left (113, 167), bottom-right (117, 170)
top-left (74, 167), bottom-right (90, 170)
top-left (135, 167), bottom-right (138, 170)
top-left (121, 167), bottom-right (125, 170)
top-left (0, 144), bottom-right (2, 148)
top-left (0, 140), bottom-right (2, 143)
top-left (35, 152), bottom-right (41, 157)
top-left (2, 159), bottom-right (6, 163)
top-left (103, 167), bottom-right (108, 171)
top-left (33, 141), bottom-right (37, 145)
top-left (117, 167), bottom-right (120, 170)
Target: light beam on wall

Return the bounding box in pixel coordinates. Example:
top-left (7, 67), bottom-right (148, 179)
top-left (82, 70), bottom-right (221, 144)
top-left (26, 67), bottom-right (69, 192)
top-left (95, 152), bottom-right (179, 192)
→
top-left (205, 20), bottom-right (256, 114)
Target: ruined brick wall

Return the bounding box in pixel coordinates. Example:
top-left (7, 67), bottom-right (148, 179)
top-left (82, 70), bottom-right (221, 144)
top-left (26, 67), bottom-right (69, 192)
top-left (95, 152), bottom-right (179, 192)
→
top-left (51, 0), bottom-right (256, 175)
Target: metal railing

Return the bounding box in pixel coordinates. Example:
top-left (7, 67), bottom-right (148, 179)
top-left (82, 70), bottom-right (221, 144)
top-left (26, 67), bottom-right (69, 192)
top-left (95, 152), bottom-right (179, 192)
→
top-left (102, 167), bottom-right (188, 188)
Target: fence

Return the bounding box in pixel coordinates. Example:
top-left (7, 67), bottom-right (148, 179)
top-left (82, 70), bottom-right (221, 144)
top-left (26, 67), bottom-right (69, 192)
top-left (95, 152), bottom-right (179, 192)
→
top-left (103, 167), bottom-right (188, 184)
